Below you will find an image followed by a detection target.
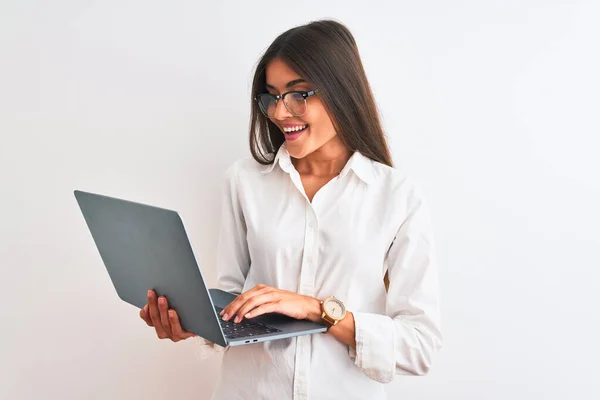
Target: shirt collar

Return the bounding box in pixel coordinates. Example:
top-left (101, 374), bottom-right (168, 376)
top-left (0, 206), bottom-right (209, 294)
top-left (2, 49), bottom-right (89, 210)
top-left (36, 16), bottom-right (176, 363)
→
top-left (261, 144), bottom-right (294, 174)
top-left (261, 144), bottom-right (375, 185)
top-left (338, 150), bottom-right (375, 184)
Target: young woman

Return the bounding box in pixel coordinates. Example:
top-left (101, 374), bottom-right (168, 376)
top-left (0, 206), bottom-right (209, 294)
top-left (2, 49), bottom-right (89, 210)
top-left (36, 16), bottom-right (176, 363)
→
top-left (140, 19), bottom-right (442, 400)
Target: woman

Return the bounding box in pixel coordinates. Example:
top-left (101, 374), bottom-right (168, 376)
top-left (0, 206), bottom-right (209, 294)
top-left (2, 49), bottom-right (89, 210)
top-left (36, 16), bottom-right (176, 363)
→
top-left (140, 19), bottom-right (442, 400)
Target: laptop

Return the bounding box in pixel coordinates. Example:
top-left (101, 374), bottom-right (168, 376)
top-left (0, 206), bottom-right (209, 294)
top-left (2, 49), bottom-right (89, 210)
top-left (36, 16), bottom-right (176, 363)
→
top-left (74, 189), bottom-right (327, 347)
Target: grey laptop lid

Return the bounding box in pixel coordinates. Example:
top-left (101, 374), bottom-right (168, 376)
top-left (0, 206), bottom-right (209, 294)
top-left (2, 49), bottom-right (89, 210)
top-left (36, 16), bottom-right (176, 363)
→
top-left (74, 190), bottom-right (228, 347)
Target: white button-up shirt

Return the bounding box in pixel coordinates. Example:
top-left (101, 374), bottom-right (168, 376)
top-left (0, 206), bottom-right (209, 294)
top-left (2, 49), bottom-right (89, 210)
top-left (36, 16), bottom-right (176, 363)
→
top-left (194, 144), bottom-right (443, 400)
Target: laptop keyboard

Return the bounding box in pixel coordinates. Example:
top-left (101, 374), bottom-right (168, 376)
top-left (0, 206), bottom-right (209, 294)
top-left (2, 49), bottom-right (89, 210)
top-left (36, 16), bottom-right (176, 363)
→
top-left (214, 307), bottom-right (282, 339)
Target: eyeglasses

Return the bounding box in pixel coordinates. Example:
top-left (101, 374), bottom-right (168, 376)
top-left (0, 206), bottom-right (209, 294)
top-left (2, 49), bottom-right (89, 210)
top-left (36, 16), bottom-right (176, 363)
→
top-left (255, 89), bottom-right (319, 118)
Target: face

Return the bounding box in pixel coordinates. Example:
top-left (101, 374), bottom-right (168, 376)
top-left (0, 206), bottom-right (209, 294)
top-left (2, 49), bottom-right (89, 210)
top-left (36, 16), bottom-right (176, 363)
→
top-left (264, 58), bottom-right (339, 159)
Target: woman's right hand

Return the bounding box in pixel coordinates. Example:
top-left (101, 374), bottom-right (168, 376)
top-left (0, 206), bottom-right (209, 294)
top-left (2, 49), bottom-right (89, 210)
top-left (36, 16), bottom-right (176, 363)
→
top-left (140, 289), bottom-right (196, 342)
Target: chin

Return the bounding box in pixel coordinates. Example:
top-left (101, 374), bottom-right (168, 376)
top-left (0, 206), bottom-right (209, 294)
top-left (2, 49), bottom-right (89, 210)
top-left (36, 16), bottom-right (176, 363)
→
top-left (286, 147), bottom-right (309, 159)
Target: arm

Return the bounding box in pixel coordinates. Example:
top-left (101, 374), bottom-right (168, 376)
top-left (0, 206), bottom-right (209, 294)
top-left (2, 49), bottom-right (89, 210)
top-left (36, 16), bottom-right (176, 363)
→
top-left (303, 299), bottom-right (357, 349)
top-left (344, 182), bottom-right (443, 382)
top-left (214, 161), bottom-right (251, 294)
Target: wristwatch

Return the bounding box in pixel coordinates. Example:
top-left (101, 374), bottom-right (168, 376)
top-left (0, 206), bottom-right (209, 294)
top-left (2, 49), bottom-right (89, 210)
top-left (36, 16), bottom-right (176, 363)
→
top-left (319, 296), bottom-right (347, 333)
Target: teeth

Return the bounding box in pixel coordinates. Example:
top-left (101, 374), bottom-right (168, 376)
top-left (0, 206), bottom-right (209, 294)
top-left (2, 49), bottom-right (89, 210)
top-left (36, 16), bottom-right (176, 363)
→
top-left (283, 125), bottom-right (307, 133)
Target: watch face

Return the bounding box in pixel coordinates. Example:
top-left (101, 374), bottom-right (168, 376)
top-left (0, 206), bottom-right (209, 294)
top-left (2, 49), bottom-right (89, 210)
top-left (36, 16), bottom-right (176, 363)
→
top-left (324, 298), bottom-right (346, 319)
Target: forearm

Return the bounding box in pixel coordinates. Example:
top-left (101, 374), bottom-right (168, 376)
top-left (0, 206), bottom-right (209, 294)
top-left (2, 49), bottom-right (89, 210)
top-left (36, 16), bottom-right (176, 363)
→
top-left (306, 297), bottom-right (356, 349)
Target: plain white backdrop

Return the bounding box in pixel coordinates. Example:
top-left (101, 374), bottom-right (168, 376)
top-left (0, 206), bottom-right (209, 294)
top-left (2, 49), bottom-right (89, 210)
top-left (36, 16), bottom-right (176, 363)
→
top-left (1, 1), bottom-right (599, 399)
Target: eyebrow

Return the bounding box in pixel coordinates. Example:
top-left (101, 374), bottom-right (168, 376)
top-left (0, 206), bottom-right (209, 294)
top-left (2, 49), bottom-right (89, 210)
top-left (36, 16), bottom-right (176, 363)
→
top-left (265, 78), bottom-right (308, 90)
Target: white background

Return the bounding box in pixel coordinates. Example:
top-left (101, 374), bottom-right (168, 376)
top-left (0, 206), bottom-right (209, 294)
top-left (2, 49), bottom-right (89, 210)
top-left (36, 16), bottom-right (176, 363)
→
top-left (1, 1), bottom-right (599, 399)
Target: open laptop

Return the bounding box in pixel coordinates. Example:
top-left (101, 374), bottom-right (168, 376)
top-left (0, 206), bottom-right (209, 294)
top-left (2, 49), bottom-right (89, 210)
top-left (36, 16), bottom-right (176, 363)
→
top-left (74, 190), bottom-right (326, 347)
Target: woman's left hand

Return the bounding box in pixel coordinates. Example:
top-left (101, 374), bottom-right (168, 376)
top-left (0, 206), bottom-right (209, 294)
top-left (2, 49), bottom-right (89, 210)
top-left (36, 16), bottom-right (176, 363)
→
top-left (219, 284), bottom-right (321, 324)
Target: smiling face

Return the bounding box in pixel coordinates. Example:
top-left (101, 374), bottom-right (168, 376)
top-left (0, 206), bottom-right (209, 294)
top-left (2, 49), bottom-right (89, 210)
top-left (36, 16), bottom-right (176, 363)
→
top-left (264, 58), bottom-right (341, 159)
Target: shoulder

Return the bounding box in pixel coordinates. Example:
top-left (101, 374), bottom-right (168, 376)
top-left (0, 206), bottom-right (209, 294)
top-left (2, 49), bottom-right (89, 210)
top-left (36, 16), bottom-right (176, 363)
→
top-left (223, 156), bottom-right (270, 185)
top-left (369, 159), bottom-right (429, 211)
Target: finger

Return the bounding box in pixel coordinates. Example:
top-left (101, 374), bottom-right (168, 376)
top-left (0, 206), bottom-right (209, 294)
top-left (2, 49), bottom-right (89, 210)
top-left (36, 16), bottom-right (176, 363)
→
top-left (236, 293), bottom-right (278, 323)
top-left (244, 301), bottom-right (280, 319)
top-left (221, 286), bottom-right (266, 318)
top-left (169, 309), bottom-right (196, 341)
top-left (140, 304), bottom-right (153, 327)
top-left (222, 285), bottom-right (272, 321)
top-left (147, 290), bottom-right (168, 339)
top-left (158, 296), bottom-right (173, 338)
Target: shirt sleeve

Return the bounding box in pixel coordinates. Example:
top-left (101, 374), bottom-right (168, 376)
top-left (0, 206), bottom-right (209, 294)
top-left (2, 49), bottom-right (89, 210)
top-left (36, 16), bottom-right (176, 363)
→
top-left (215, 160), bottom-right (251, 294)
top-left (194, 161), bottom-right (251, 358)
top-left (348, 180), bottom-right (443, 382)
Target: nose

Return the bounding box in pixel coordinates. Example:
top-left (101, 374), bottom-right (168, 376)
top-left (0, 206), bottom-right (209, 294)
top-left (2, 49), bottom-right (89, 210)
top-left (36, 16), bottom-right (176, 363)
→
top-left (273, 97), bottom-right (293, 121)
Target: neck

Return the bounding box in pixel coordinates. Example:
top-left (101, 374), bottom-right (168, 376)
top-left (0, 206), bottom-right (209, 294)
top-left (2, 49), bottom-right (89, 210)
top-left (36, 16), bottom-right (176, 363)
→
top-left (291, 137), bottom-right (352, 177)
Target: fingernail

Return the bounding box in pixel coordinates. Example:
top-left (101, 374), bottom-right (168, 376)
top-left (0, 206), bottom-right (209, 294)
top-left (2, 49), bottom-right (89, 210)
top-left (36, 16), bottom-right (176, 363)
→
top-left (245, 313), bottom-right (251, 318)
top-left (222, 314), bottom-right (229, 320)
top-left (147, 290), bottom-right (152, 297)
top-left (219, 310), bottom-right (224, 315)
top-left (234, 316), bottom-right (240, 323)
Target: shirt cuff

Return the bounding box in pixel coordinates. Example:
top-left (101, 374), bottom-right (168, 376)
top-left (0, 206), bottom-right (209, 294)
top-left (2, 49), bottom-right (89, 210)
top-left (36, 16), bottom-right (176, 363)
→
top-left (192, 335), bottom-right (226, 360)
top-left (349, 311), bottom-right (396, 383)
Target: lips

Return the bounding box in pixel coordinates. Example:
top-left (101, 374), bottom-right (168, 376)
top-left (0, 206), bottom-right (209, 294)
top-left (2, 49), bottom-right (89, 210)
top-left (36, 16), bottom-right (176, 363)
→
top-left (283, 125), bottom-right (308, 141)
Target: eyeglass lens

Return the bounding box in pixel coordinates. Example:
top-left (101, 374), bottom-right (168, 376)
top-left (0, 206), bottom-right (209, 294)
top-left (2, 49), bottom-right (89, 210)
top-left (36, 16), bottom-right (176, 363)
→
top-left (258, 93), bottom-right (306, 117)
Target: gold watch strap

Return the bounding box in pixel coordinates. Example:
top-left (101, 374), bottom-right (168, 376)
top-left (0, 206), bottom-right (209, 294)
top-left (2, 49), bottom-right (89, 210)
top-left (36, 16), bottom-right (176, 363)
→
top-left (320, 299), bottom-right (337, 334)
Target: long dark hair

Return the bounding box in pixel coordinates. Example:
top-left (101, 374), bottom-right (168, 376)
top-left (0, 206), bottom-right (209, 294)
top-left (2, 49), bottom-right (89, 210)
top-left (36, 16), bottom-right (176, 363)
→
top-left (249, 19), bottom-right (394, 168)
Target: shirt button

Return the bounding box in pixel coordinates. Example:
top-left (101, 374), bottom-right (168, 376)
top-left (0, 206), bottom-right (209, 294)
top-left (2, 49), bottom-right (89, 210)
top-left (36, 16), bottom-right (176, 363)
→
top-left (308, 221), bottom-right (315, 228)
top-left (306, 256), bottom-right (313, 263)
